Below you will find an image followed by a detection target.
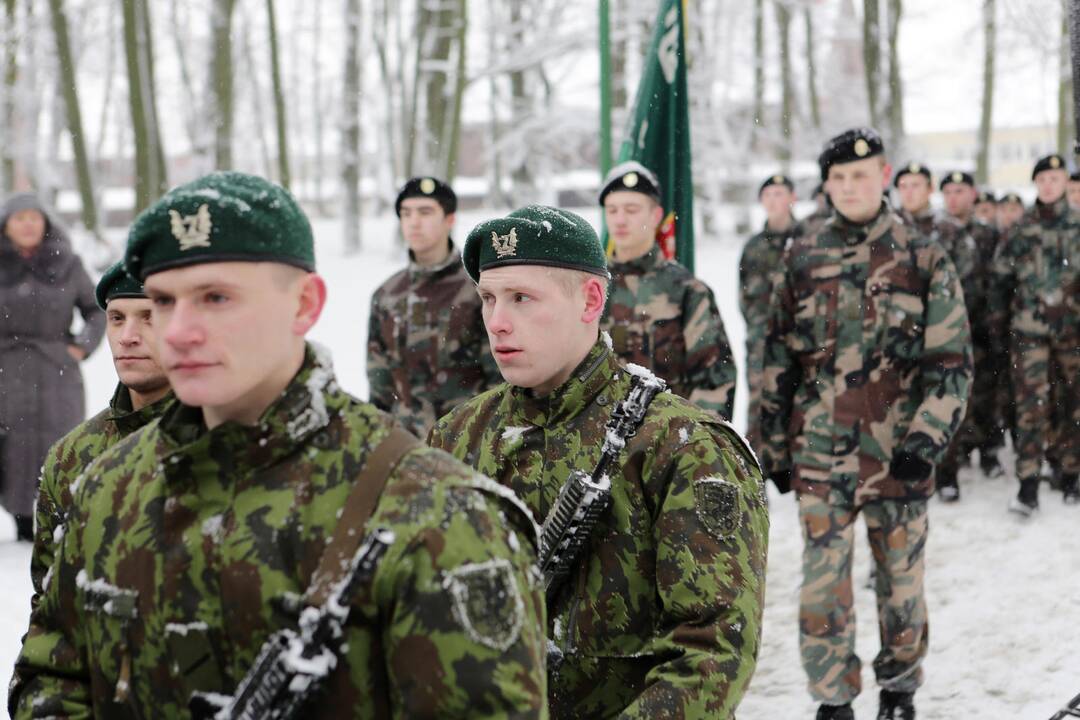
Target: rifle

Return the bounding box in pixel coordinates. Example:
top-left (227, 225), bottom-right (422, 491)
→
top-left (539, 366), bottom-right (666, 605)
top-left (189, 528), bottom-right (395, 720)
top-left (1050, 691), bottom-right (1080, 720)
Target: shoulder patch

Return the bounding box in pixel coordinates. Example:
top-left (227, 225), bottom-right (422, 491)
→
top-left (694, 477), bottom-right (741, 541)
top-left (443, 558), bottom-right (524, 652)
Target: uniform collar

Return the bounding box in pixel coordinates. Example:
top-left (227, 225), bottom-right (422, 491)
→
top-left (408, 240), bottom-right (461, 279)
top-left (832, 201), bottom-right (894, 246)
top-left (762, 217), bottom-right (797, 240)
top-left (1034, 196), bottom-right (1068, 223)
top-left (107, 383), bottom-right (174, 435)
top-left (507, 337), bottom-right (616, 428)
top-left (609, 244), bottom-right (662, 274)
top-left (157, 343), bottom-right (341, 481)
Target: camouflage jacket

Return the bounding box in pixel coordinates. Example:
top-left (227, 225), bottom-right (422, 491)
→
top-left (366, 242), bottom-right (501, 437)
top-left (739, 219), bottom-right (799, 334)
top-left (29, 385), bottom-right (174, 610)
top-left (430, 339), bottom-right (768, 720)
top-left (935, 214), bottom-right (998, 342)
top-left (991, 197), bottom-right (1080, 344)
top-left (760, 204), bottom-right (973, 502)
top-left (797, 208), bottom-right (832, 238)
top-left (11, 344), bottom-right (547, 719)
top-left (898, 206), bottom-right (937, 237)
top-left (602, 246), bottom-right (737, 420)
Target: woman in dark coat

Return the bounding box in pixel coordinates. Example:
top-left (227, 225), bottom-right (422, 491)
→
top-left (0, 193), bottom-right (104, 540)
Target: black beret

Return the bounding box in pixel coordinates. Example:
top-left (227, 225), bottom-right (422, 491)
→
top-left (599, 161), bottom-right (662, 205)
top-left (1032, 154), bottom-right (1067, 180)
top-left (999, 191), bottom-right (1024, 205)
top-left (893, 161), bottom-right (932, 188)
top-left (395, 176), bottom-right (456, 216)
top-left (975, 189), bottom-right (997, 205)
top-left (1071, 171), bottom-right (1080, 182)
top-left (818, 127), bottom-right (885, 180)
top-left (463, 205), bottom-right (608, 284)
top-left (939, 171), bottom-right (975, 190)
top-left (758, 174), bottom-right (794, 196)
top-left (125, 172), bottom-right (314, 281)
top-left (95, 261), bottom-right (145, 310)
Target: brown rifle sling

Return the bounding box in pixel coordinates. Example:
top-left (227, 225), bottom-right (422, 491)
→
top-left (305, 426), bottom-right (419, 606)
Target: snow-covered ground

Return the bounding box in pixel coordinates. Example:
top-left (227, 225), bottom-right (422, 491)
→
top-left (1, 210), bottom-right (1077, 717)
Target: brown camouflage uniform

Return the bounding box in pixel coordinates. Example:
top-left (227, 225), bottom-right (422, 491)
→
top-left (431, 338), bottom-right (768, 720)
top-left (367, 242), bottom-right (501, 437)
top-left (760, 204), bottom-right (973, 704)
top-left (602, 246), bottom-right (737, 420)
top-left (898, 206), bottom-right (936, 237)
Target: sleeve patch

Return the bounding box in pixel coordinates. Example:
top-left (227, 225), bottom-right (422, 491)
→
top-left (694, 477), bottom-right (741, 541)
top-left (443, 558), bottom-right (524, 652)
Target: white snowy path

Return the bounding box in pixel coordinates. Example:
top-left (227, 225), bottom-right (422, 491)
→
top-left (1, 211), bottom-right (1077, 718)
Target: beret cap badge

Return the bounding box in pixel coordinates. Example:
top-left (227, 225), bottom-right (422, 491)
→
top-left (772, 174), bottom-right (784, 184)
top-left (623, 172), bottom-right (639, 188)
top-left (909, 163), bottom-right (920, 173)
top-left (1050, 156), bottom-right (1062, 169)
top-left (419, 177), bottom-right (437, 194)
top-left (169, 204), bottom-right (213, 251)
top-left (951, 172), bottom-right (963, 183)
top-left (854, 138), bottom-right (870, 157)
top-left (491, 227), bottom-right (519, 258)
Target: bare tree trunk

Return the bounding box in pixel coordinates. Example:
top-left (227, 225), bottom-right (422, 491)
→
top-left (211, 0), bottom-right (238, 170)
top-left (863, 0), bottom-right (881, 127)
top-left (775, 0), bottom-right (794, 167)
top-left (805, 4), bottom-right (821, 129)
top-left (509, 1), bottom-right (533, 202)
top-left (266, 0), bottom-right (291, 189)
top-left (122, 0), bottom-right (167, 213)
top-left (486, 0), bottom-right (505, 207)
top-left (976, 0), bottom-right (995, 183)
top-left (342, 0), bottom-right (362, 254)
top-left (1, 0), bottom-right (18, 193)
top-left (884, 0), bottom-right (904, 152)
top-left (404, 1), bottom-right (424, 177)
top-left (170, 0), bottom-right (203, 159)
top-left (753, 0), bottom-right (765, 145)
top-left (311, 0), bottom-right (326, 214)
top-left (47, 0), bottom-right (103, 243)
top-left (94, 7), bottom-right (117, 161)
top-left (373, 0), bottom-right (402, 189)
top-left (442, 0), bottom-right (467, 181)
top-left (238, 3), bottom-right (272, 178)
top-left (1059, 0), bottom-right (1073, 156)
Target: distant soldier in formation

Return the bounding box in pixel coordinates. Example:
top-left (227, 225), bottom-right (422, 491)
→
top-left (799, 182), bottom-right (832, 236)
top-left (997, 191), bottom-right (1026, 232)
top-left (599, 161), bottom-right (737, 419)
top-left (431, 204), bottom-right (768, 719)
top-left (1068, 170), bottom-right (1080, 210)
top-left (973, 189), bottom-right (998, 225)
top-left (761, 128), bottom-right (973, 720)
top-left (26, 263), bottom-right (173, 612)
top-left (367, 176), bottom-right (501, 437)
top-left (11, 172), bottom-right (547, 718)
top-left (935, 171), bottom-right (1006, 495)
top-left (893, 161), bottom-right (936, 235)
top-left (739, 173), bottom-right (800, 442)
top-left (992, 154), bottom-right (1080, 513)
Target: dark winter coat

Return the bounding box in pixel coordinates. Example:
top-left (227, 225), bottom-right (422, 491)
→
top-left (0, 197), bottom-right (104, 517)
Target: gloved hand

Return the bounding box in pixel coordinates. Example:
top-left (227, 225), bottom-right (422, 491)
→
top-left (889, 450), bottom-right (932, 482)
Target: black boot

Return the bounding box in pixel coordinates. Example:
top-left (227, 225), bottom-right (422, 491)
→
top-left (979, 450), bottom-right (1004, 479)
top-left (1062, 474), bottom-right (1079, 505)
top-left (1008, 477), bottom-right (1040, 517)
top-left (817, 703), bottom-right (854, 720)
top-left (877, 690), bottom-right (915, 719)
top-left (936, 467), bottom-right (960, 503)
top-left (14, 514), bottom-right (33, 542)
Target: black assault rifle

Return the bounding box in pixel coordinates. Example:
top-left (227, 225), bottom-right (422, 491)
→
top-left (1050, 691), bottom-right (1080, 720)
top-left (539, 368), bottom-right (666, 605)
top-left (189, 528), bottom-right (396, 720)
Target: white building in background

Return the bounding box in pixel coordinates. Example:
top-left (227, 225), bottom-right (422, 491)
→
top-left (904, 124), bottom-right (1061, 191)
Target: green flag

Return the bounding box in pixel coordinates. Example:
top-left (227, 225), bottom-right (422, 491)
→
top-left (615, 0), bottom-right (694, 272)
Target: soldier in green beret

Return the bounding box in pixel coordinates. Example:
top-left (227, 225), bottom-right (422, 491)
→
top-left (761, 128), bottom-right (973, 720)
top-left (366, 177), bottom-right (501, 437)
top-left (24, 262), bottom-right (173, 613)
top-left (991, 154), bottom-right (1080, 512)
top-left (10, 172), bottom-right (547, 718)
top-left (739, 173), bottom-right (800, 443)
top-left (598, 161), bottom-right (737, 420)
top-left (433, 204), bottom-right (768, 719)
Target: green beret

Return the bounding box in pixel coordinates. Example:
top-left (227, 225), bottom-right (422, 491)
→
top-left (95, 261), bottom-right (145, 310)
top-left (893, 161), bottom-right (932, 188)
top-left (758, 173), bottom-right (794, 196)
top-left (125, 171), bottom-right (314, 280)
top-left (1032, 153), bottom-right (1067, 180)
top-left (599, 161), bottom-right (662, 205)
top-left (395, 176), bottom-right (456, 216)
top-left (463, 205), bottom-right (609, 284)
top-left (818, 127), bottom-right (885, 180)
top-left (939, 170), bottom-right (976, 190)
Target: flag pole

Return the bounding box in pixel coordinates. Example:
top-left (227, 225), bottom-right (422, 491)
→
top-left (599, 0), bottom-right (613, 177)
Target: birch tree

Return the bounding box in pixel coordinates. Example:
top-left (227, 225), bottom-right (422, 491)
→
top-left (342, 0), bottom-right (362, 254)
top-left (122, 0), bottom-right (167, 212)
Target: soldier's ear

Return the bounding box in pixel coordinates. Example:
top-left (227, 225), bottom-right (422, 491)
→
top-left (292, 273), bottom-right (327, 336)
top-left (580, 277), bottom-right (606, 323)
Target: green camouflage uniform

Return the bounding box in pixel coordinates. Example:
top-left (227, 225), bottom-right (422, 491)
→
top-left (430, 338), bottom-right (768, 720)
top-left (991, 197), bottom-right (1080, 483)
top-left (11, 345), bottom-right (547, 719)
top-left (603, 246), bottom-right (737, 420)
top-left (367, 242), bottom-right (501, 437)
top-left (739, 220), bottom-right (798, 443)
top-left (760, 204), bottom-right (973, 704)
top-left (29, 384), bottom-right (173, 610)
top-left (898, 206), bottom-right (936, 237)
